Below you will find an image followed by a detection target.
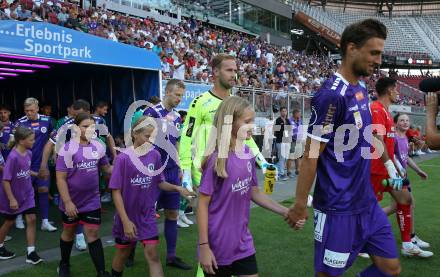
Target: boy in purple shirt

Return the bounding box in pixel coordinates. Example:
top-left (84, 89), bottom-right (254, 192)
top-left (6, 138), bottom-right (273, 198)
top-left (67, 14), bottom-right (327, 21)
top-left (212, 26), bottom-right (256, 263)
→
top-left (56, 113), bottom-right (113, 277)
top-left (13, 98), bottom-right (56, 232)
top-left (0, 127), bottom-right (43, 264)
top-left (198, 96), bottom-right (294, 277)
top-left (109, 116), bottom-right (193, 277)
top-left (286, 20), bottom-right (401, 277)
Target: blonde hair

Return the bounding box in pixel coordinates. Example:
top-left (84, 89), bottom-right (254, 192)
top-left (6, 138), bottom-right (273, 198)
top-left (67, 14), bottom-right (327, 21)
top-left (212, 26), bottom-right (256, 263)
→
top-left (131, 116), bottom-right (155, 143)
top-left (210, 53), bottom-right (235, 70)
top-left (24, 97), bottom-right (39, 107)
top-left (203, 96), bottom-right (252, 179)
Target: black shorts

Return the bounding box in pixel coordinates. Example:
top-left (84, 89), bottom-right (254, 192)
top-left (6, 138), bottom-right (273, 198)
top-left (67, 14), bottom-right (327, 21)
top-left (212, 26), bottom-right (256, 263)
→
top-left (203, 254), bottom-right (258, 277)
top-left (114, 236), bottom-right (160, 249)
top-left (61, 209), bottom-right (101, 228)
top-left (0, 207), bottom-right (36, 220)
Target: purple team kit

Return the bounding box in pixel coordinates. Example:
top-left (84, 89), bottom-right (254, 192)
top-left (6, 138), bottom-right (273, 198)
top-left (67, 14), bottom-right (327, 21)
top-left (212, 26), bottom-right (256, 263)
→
top-left (307, 73), bottom-right (398, 275)
top-left (110, 147), bottom-right (165, 245)
top-left (14, 114), bottom-right (53, 187)
top-left (56, 140), bottom-right (109, 226)
top-left (199, 146), bottom-right (258, 266)
top-left (0, 149), bottom-right (35, 217)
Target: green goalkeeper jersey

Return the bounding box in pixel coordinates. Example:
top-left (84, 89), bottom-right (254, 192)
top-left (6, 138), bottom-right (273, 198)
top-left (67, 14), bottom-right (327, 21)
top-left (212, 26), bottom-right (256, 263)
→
top-left (179, 90), bottom-right (261, 186)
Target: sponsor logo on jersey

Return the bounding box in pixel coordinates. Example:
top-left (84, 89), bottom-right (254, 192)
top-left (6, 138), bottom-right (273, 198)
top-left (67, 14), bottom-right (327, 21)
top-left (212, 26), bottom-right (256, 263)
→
top-left (130, 174), bottom-right (152, 188)
top-left (323, 249), bottom-right (350, 268)
top-left (231, 176), bottom-right (252, 195)
top-left (77, 160), bottom-right (98, 171)
top-left (31, 122), bottom-right (39, 127)
top-left (16, 169), bottom-right (31, 179)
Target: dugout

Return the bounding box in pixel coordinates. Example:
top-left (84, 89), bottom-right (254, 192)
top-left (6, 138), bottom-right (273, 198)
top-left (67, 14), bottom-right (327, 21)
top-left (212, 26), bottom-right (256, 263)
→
top-left (0, 20), bottom-right (162, 136)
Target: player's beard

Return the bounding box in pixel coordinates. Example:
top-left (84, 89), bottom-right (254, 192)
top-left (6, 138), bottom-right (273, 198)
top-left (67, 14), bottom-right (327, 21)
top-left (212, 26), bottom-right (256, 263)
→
top-left (352, 62), bottom-right (370, 78)
top-left (219, 76), bottom-right (234, 90)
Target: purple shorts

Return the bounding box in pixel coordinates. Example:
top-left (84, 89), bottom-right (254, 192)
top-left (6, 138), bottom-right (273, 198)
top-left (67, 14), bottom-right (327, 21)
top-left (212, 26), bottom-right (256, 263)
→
top-left (157, 167), bottom-right (180, 210)
top-left (314, 202), bottom-right (398, 276)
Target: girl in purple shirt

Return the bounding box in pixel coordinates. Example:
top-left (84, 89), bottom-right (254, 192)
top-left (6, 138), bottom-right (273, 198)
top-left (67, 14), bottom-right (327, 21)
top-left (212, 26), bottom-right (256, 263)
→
top-left (110, 116), bottom-right (193, 277)
top-left (197, 96), bottom-right (303, 277)
top-left (0, 127), bottom-right (43, 264)
top-left (382, 113), bottom-right (432, 256)
top-left (56, 113), bottom-right (113, 277)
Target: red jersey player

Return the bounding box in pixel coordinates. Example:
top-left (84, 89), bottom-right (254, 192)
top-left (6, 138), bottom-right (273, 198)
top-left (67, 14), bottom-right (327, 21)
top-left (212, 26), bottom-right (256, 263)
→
top-left (371, 77), bottom-right (432, 258)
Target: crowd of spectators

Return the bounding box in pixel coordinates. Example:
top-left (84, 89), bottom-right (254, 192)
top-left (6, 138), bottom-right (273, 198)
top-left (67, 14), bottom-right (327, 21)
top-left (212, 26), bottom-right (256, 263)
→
top-left (0, 0), bottom-right (424, 105)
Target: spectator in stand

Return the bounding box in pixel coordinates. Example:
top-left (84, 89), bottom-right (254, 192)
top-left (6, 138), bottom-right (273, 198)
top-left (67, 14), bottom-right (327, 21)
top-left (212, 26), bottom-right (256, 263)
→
top-left (287, 109), bottom-right (303, 177)
top-left (274, 107), bottom-right (290, 181)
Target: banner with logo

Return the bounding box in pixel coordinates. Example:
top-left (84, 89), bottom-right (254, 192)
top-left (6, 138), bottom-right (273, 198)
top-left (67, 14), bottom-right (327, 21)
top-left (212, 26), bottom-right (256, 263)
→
top-left (0, 20), bottom-right (161, 70)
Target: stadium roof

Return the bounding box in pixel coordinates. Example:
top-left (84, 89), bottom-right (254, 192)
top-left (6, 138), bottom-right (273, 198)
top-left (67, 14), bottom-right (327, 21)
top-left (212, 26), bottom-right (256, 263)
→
top-left (307, 0), bottom-right (440, 14)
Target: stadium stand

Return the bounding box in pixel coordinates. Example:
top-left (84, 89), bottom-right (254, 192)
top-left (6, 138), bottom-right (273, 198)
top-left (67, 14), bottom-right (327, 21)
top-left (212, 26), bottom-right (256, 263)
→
top-left (0, 0), bottom-right (425, 106)
top-left (292, 1), bottom-right (440, 60)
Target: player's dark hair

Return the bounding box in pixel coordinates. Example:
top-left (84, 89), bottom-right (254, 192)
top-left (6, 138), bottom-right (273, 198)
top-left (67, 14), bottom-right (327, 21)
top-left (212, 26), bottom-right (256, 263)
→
top-left (74, 112), bottom-right (95, 126)
top-left (94, 101), bottom-right (108, 110)
top-left (9, 126), bottom-right (34, 148)
top-left (148, 96), bottom-right (161, 105)
top-left (340, 19), bottom-right (387, 58)
top-left (292, 109), bottom-right (300, 115)
top-left (0, 104), bottom-right (12, 111)
top-left (394, 113), bottom-right (408, 124)
top-left (72, 99), bottom-right (91, 112)
top-left (280, 106), bottom-right (287, 112)
top-left (178, 110), bottom-right (187, 118)
top-left (375, 77), bottom-right (397, 97)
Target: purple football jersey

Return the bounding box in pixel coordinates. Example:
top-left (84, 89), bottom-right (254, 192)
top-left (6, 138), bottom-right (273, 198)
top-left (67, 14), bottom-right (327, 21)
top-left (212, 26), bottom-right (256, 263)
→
top-left (143, 103), bottom-right (181, 169)
top-left (199, 146), bottom-right (258, 265)
top-left (307, 73), bottom-right (376, 215)
top-left (394, 134), bottom-right (409, 169)
top-left (14, 114), bottom-right (53, 170)
top-left (110, 147), bottom-right (165, 241)
top-left (56, 140), bottom-right (109, 213)
top-left (0, 149), bottom-right (35, 214)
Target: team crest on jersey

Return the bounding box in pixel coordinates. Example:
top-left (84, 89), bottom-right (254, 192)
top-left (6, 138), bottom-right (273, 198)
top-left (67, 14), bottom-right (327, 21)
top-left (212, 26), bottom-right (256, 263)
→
top-left (355, 91), bottom-right (364, 101)
top-left (247, 161), bottom-right (252, 173)
top-left (41, 127), bottom-right (47, 133)
top-left (147, 163), bottom-right (155, 172)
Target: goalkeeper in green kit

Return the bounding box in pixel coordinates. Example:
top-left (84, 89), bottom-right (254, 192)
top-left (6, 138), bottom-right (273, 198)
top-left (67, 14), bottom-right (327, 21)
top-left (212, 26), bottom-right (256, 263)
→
top-left (179, 53), bottom-right (272, 195)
